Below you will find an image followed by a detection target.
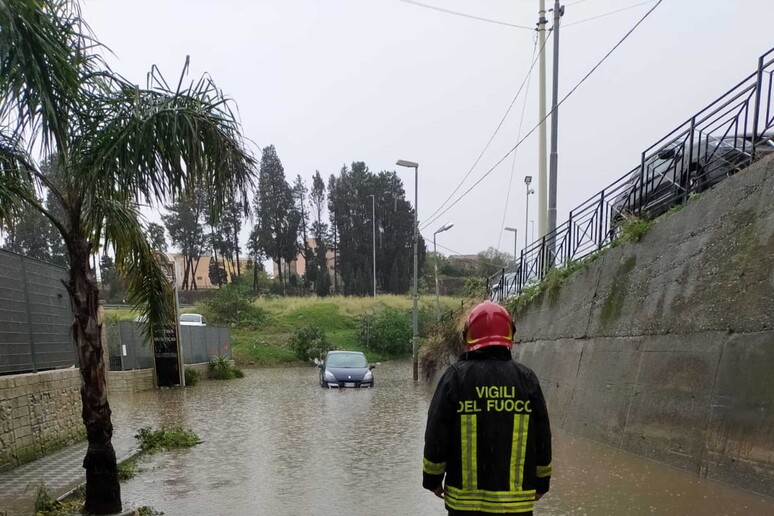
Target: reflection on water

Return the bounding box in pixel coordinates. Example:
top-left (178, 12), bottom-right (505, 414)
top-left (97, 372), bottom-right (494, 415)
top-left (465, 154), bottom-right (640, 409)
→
top-left (111, 362), bottom-right (773, 516)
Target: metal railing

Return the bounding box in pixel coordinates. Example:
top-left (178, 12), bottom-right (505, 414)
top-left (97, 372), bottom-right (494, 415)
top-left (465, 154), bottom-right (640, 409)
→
top-left (490, 47), bottom-right (774, 303)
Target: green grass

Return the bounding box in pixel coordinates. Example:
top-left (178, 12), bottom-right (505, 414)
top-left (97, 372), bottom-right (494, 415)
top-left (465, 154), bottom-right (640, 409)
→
top-left (227, 295), bottom-right (459, 366)
top-left (32, 482), bottom-right (163, 516)
top-left (135, 427), bottom-right (201, 454)
top-left (103, 307), bottom-right (138, 322)
top-left (118, 459), bottom-right (138, 480)
top-left (107, 294), bottom-right (462, 367)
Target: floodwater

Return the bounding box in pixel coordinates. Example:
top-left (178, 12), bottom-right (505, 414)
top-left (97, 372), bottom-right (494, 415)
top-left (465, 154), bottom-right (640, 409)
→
top-left (111, 361), bottom-right (774, 516)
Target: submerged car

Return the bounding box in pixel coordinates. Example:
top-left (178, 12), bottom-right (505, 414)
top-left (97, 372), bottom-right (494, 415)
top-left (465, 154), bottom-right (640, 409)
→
top-left (318, 351), bottom-right (375, 388)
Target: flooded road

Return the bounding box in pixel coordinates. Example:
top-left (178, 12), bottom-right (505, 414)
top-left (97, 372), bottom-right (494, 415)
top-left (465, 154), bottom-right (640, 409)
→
top-left (111, 361), bottom-right (774, 515)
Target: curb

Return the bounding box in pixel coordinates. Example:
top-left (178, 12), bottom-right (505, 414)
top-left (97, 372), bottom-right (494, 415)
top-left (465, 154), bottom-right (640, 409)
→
top-left (57, 448), bottom-right (144, 511)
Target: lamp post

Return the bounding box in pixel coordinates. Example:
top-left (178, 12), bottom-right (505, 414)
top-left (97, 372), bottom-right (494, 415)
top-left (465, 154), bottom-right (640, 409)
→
top-left (369, 194), bottom-right (376, 297)
top-left (396, 159), bottom-right (420, 382)
top-left (504, 227), bottom-right (518, 268)
top-left (525, 176), bottom-right (534, 250)
top-left (433, 223), bottom-right (454, 321)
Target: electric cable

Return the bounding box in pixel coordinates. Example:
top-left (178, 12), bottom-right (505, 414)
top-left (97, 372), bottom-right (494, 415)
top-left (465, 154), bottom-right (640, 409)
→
top-left (422, 29), bottom-right (552, 227)
top-left (496, 34), bottom-right (537, 250)
top-left (398, 0), bottom-right (534, 30)
top-left (564, 0), bottom-right (657, 28)
top-left (419, 0), bottom-right (663, 231)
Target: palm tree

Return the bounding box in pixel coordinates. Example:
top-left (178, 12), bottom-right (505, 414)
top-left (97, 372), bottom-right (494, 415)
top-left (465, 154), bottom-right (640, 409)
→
top-left (1, 1), bottom-right (255, 512)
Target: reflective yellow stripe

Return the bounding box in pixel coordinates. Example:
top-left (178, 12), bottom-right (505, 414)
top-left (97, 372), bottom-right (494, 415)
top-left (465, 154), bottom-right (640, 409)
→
top-left (536, 463), bottom-right (552, 478)
top-left (445, 496), bottom-right (535, 513)
top-left (509, 413), bottom-right (529, 491)
top-left (460, 414), bottom-right (478, 490)
top-left (423, 457), bottom-right (446, 476)
top-left (445, 485), bottom-right (536, 502)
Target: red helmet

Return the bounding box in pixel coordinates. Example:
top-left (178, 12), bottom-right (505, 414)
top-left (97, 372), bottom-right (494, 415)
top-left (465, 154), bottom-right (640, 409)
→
top-left (463, 301), bottom-right (514, 352)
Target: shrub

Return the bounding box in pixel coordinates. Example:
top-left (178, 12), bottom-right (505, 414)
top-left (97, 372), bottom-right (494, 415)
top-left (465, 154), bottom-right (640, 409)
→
top-left (31, 483), bottom-right (83, 515)
top-left (613, 215), bottom-right (654, 246)
top-left (358, 307), bottom-right (412, 357)
top-left (205, 282), bottom-right (268, 328)
top-left (137, 508), bottom-right (165, 516)
top-left (463, 277), bottom-right (487, 299)
top-left (289, 324), bottom-right (331, 361)
top-left (184, 368), bottom-right (201, 386)
top-left (118, 459), bottom-right (138, 480)
top-left (209, 354), bottom-right (245, 380)
top-left (135, 427), bottom-right (201, 453)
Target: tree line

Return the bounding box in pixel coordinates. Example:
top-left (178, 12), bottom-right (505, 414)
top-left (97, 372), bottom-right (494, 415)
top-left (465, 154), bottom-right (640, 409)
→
top-left (160, 144), bottom-right (427, 296)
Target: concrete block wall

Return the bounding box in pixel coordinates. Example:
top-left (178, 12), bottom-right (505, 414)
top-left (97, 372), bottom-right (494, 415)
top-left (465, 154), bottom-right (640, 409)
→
top-left (508, 155), bottom-right (774, 497)
top-left (0, 369), bottom-right (85, 472)
top-left (107, 362), bottom-right (215, 394)
top-left (107, 369), bottom-right (155, 394)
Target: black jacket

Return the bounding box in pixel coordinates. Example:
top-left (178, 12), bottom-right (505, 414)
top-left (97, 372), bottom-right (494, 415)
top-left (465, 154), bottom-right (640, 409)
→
top-left (423, 347), bottom-right (552, 514)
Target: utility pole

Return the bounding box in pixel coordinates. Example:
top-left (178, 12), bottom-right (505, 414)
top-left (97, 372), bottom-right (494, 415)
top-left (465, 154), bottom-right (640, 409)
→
top-left (537, 0), bottom-right (548, 242)
top-left (525, 176), bottom-right (534, 250)
top-left (548, 0), bottom-right (564, 257)
top-left (433, 223), bottom-right (454, 321)
top-left (396, 159), bottom-right (419, 382)
top-left (371, 194), bottom-right (377, 297)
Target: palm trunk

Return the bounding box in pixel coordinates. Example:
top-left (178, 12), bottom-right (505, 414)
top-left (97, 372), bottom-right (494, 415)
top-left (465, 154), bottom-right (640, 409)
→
top-left (68, 236), bottom-right (121, 514)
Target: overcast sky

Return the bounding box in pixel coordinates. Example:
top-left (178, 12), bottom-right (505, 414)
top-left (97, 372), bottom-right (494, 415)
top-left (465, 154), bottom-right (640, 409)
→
top-left (83, 0), bottom-right (774, 264)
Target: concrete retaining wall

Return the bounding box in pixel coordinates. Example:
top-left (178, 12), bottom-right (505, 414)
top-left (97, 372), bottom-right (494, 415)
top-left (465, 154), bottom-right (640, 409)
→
top-left (0, 369), bottom-right (85, 471)
top-left (508, 155), bottom-right (774, 496)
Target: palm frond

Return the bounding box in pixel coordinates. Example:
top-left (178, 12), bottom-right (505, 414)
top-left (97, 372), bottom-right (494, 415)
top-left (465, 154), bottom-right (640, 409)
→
top-left (76, 63), bottom-right (256, 220)
top-left (84, 196), bottom-right (175, 340)
top-left (0, 129), bottom-right (36, 221)
top-left (0, 0), bottom-right (101, 155)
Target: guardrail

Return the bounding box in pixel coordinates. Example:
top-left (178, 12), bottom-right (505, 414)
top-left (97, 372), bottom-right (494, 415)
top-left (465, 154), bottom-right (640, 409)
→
top-left (490, 47), bottom-right (774, 303)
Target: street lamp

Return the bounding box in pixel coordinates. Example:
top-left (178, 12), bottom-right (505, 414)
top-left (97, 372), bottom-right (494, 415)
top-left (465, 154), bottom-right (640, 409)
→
top-left (525, 176), bottom-right (535, 250)
top-left (433, 223), bottom-right (454, 322)
top-left (504, 227), bottom-right (518, 268)
top-left (369, 194), bottom-right (376, 298)
top-left (396, 159), bottom-right (420, 382)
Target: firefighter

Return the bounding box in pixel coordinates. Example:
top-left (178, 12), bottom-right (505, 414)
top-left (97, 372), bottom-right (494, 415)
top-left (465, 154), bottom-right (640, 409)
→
top-left (423, 301), bottom-right (552, 515)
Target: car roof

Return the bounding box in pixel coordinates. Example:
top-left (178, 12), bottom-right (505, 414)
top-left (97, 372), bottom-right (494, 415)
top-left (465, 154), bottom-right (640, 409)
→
top-left (327, 350), bottom-right (365, 355)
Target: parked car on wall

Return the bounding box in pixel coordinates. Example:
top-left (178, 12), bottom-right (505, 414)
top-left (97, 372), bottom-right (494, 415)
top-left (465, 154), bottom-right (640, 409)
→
top-left (318, 351), bottom-right (375, 388)
top-left (179, 313), bottom-right (206, 326)
top-left (611, 131), bottom-right (774, 226)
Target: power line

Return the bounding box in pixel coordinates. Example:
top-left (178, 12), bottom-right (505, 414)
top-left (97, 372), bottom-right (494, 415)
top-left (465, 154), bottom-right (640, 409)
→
top-left (397, 0), bottom-right (534, 31)
top-left (565, 0), bottom-right (657, 28)
top-left (420, 0), bottom-right (663, 230)
top-left (496, 35), bottom-right (537, 250)
top-left (422, 29), bottom-right (552, 227)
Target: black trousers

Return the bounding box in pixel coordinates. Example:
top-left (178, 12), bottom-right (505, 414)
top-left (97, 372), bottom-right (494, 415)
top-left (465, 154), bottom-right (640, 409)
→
top-left (449, 511), bottom-right (533, 516)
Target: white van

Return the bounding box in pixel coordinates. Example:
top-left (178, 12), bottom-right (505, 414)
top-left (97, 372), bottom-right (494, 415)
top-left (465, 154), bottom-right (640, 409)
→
top-left (179, 313), bottom-right (206, 327)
